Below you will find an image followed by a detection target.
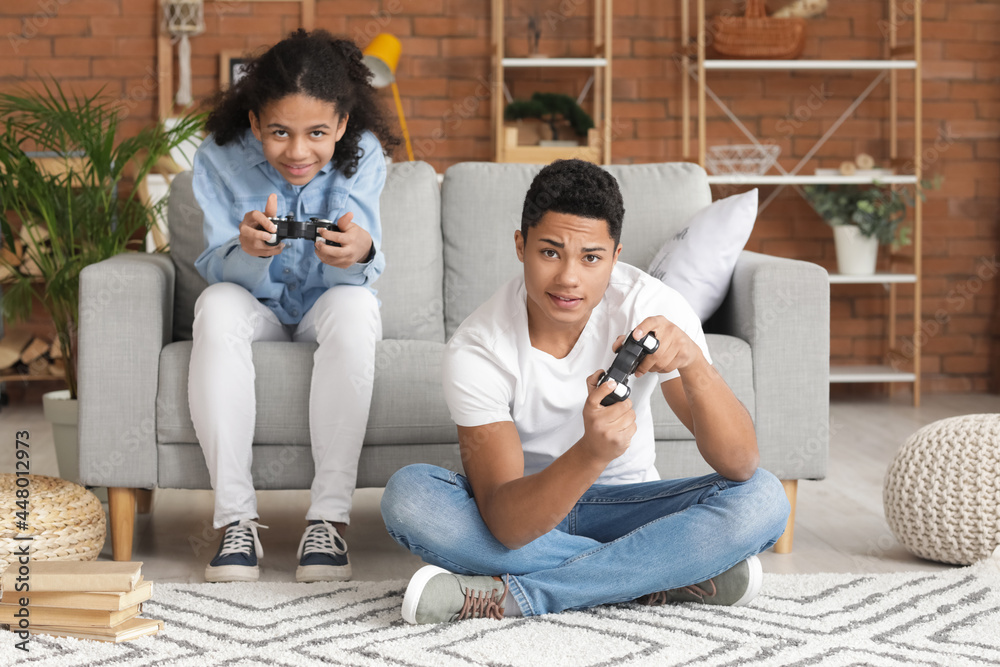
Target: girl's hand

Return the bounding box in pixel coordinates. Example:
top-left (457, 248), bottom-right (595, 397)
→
top-left (315, 212), bottom-right (374, 268)
top-left (239, 193), bottom-right (284, 257)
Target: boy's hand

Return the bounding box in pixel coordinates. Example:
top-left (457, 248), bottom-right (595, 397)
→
top-left (239, 193), bottom-right (283, 257)
top-left (314, 212), bottom-right (374, 268)
top-left (612, 316), bottom-right (706, 378)
top-left (579, 369), bottom-right (637, 464)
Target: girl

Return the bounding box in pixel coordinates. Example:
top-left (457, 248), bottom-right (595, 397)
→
top-left (190, 29), bottom-right (400, 583)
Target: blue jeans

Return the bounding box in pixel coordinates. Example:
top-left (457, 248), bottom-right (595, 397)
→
top-left (381, 464), bottom-right (790, 617)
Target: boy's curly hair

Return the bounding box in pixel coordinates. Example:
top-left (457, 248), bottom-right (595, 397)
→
top-left (205, 29), bottom-right (401, 178)
top-left (521, 159), bottom-right (625, 245)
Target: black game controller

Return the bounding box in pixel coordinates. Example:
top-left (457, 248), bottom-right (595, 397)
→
top-left (265, 214), bottom-right (341, 247)
top-left (598, 329), bottom-right (660, 407)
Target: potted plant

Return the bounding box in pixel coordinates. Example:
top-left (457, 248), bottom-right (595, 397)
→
top-left (0, 80), bottom-right (203, 482)
top-left (802, 178), bottom-right (939, 275)
top-left (504, 92), bottom-right (594, 147)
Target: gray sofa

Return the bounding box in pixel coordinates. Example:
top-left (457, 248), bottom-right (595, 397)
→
top-left (78, 161), bottom-right (829, 561)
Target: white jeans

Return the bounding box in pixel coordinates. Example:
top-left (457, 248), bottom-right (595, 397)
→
top-left (189, 282), bottom-right (382, 529)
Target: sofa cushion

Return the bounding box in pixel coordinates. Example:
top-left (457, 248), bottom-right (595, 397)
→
top-left (604, 162), bottom-right (713, 270)
top-left (648, 189), bottom-right (758, 322)
top-left (166, 161), bottom-right (444, 343)
top-left (156, 339), bottom-right (454, 446)
top-left (157, 333), bottom-right (750, 461)
top-left (441, 162), bottom-right (713, 339)
top-left (650, 334), bottom-right (755, 439)
top-left (377, 161), bottom-right (445, 342)
top-left (167, 171), bottom-right (210, 341)
top-left (157, 441), bottom-right (464, 490)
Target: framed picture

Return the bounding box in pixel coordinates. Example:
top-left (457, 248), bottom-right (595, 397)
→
top-left (220, 51), bottom-right (250, 89)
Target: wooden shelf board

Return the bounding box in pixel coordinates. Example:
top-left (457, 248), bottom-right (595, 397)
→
top-left (0, 374), bottom-right (66, 383)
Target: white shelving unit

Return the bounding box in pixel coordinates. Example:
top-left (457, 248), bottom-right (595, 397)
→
top-left (707, 175), bottom-right (919, 186)
top-left (491, 0), bottom-right (612, 164)
top-left (682, 0), bottom-right (924, 405)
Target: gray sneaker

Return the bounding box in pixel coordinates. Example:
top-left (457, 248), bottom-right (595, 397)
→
top-left (638, 555), bottom-right (763, 607)
top-left (402, 565), bottom-right (509, 624)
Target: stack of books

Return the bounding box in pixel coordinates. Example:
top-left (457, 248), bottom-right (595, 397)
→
top-left (0, 561), bottom-right (163, 643)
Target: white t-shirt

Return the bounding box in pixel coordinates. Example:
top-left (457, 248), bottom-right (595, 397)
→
top-left (442, 262), bottom-right (712, 485)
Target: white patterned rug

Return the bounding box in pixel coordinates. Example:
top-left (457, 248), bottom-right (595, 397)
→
top-left (4, 558), bottom-right (1000, 667)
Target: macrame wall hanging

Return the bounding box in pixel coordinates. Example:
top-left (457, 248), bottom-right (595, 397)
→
top-left (161, 0), bottom-right (205, 107)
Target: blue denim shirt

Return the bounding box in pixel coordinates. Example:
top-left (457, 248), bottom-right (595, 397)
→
top-left (192, 129), bottom-right (386, 325)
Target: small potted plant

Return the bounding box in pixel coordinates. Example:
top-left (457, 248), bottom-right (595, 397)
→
top-left (504, 92), bottom-right (594, 147)
top-left (0, 80), bottom-right (203, 481)
top-left (803, 178), bottom-right (939, 275)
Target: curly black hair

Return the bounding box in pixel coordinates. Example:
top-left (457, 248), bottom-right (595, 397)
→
top-left (204, 29), bottom-right (401, 178)
top-left (521, 159), bottom-right (625, 246)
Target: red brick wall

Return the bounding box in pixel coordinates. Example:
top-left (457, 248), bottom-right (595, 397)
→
top-left (1, 0), bottom-right (997, 396)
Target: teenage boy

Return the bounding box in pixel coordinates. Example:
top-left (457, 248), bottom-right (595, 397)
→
top-left (381, 159), bottom-right (789, 624)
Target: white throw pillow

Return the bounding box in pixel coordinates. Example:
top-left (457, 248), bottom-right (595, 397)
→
top-left (648, 188), bottom-right (758, 322)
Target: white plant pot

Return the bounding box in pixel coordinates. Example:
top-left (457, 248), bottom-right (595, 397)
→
top-left (538, 140), bottom-right (580, 147)
top-left (833, 225), bottom-right (879, 275)
top-left (42, 389), bottom-right (79, 483)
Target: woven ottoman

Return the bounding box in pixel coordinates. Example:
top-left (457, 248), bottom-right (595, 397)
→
top-left (884, 413), bottom-right (1000, 565)
top-left (0, 474), bottom-right (106, 571)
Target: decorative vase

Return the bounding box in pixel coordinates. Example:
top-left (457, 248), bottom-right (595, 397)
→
top-left (832, 224), bottom-right (878, 275)
top-left (42, 389), bottom-right (79, 483)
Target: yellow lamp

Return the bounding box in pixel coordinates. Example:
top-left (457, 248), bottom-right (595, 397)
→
top-left (363, 33), bottom-right (414, 162)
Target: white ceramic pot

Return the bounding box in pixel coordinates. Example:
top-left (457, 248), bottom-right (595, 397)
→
top-left (42, 389), bottom-right (79, 483)
top-left (833, 224), bottom-right (879, 275)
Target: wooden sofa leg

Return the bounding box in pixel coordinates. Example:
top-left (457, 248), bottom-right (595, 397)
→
top-left (108, 487), bottom-right (136, 561)
top-left (773, 479), bottom-right (798, 554)
top-left (136, 488), bottom-right (153, 514)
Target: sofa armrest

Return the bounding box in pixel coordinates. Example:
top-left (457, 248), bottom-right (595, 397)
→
top-left (78, 253), bottom-right (175, 489)
top-left (710, 250), bottom-right (830, 480)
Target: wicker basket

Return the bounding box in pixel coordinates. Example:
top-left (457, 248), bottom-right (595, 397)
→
top-left (0, 474), bottom-right (106, 573)
top-left (709, 0), bottom-right (806, 60)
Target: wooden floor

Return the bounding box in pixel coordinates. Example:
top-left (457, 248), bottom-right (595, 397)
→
top-left (1, 392), bottom-right (997, 582)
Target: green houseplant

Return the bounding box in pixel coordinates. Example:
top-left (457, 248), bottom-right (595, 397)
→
top-left (0, 81), bottom-right (202, 480)
top-left (0, 81), bottom-right (203, 399)
top-left (802, 179), bottom-right (939, 275)
top-left (504, 92), bottom-right (594, 144)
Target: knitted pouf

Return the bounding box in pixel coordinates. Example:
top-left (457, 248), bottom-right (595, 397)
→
top-left (0, 474), bottom-right (106, 571)
top-left (883, 413), bottom-right (1000, 565)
